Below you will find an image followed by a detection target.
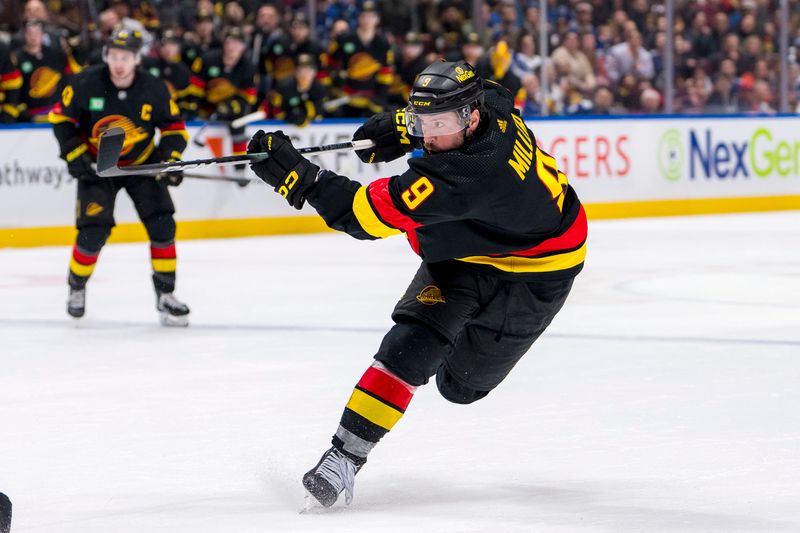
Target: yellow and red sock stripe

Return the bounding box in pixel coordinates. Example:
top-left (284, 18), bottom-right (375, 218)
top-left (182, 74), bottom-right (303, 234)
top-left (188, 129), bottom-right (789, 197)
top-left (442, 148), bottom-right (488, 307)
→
top-left (150, 242), bottom-right (176, 273)
top-left (232, 141), bottom-right (247, 156)
top-left (69, 245), bottom-right (99, 277)
top-left (345, 364), bottom-right (415, 431)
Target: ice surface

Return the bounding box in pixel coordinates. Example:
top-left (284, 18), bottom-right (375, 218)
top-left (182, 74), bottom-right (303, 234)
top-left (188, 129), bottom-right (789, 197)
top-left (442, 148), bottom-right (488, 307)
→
top-left (1, 212), bottom-right (799, 532)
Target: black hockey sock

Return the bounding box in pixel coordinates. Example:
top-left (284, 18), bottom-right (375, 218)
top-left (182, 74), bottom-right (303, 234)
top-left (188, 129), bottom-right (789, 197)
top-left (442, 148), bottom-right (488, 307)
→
top-left (332, 361), bottom-right (416, 464)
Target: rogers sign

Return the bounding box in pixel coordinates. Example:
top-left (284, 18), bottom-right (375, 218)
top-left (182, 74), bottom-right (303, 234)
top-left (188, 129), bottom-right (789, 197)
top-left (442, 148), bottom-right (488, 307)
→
top-left (539, 134), bottom-right (631, 179)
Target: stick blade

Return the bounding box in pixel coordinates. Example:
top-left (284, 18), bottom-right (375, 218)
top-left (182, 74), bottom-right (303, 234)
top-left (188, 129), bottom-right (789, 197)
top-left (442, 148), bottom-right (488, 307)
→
top-left (96, 127), bottom-right (126, 177)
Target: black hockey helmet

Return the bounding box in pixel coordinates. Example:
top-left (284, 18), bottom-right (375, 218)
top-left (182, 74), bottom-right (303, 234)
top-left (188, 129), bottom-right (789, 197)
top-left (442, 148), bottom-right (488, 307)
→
top-left (107, 26), bottom-right (144, 53)
top-left (408, 59), bottom-right (484, 115)
top-left (405, 59), bottom-right (484, 137)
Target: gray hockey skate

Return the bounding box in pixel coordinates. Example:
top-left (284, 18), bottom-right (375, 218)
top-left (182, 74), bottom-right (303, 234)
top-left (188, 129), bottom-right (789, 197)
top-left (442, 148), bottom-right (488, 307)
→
top-left (156, 291), bottom-right (190, 327)
top-left (67, 287), bottom-right (86, 318)
top-left (302, 447), bottom-right (361, 508)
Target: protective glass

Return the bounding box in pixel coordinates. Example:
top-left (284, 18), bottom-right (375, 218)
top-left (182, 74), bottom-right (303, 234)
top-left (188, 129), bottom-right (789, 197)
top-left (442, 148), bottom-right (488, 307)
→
top-left (405, 105), bottom-right (471, 137)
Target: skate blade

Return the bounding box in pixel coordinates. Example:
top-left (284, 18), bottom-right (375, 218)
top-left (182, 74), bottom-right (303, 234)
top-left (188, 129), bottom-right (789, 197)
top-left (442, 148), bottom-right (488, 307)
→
top-left (159, 312), bottom-right (189, 327)
top-left (299, 491), bottom-right (336, 514)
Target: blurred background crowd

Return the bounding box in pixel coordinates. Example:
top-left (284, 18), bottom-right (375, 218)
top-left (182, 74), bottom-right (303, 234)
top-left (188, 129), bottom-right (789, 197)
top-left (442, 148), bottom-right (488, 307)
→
top-left (1, 0), bottom-right (800, 126)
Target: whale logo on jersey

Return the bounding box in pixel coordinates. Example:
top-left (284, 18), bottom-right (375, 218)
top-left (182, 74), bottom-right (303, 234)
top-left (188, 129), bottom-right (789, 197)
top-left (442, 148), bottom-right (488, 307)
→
top-left (273, 56), bottom-right (295, 81)
top-left (29, 66), bottom-right (63, 99)
top-left (90, 115), bottom-right (149, 156)
top-left (347, 53), bottom-right (381, 81)
top-left (205, 78), bottom-right (237, 104)
top-left (416, 285), bottom-right (445, 306)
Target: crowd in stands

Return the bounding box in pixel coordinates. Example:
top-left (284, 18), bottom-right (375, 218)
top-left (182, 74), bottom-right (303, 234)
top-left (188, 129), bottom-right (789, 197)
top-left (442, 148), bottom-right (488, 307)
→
top-left (1, 0), bottom-right (800, 125)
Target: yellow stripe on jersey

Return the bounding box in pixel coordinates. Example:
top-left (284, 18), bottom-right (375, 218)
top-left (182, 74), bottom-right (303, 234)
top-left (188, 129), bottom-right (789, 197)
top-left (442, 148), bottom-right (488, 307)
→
top-left (457, 242), bottom-right (587, 273)
top-left (161, 128), bottom-right (190, 142)
top-left (132, 140), bottom-right (156, 165)
top-left (151, 258), bottom-right (177, 273)
top-left (346, 388), bottom-right (403, 430)
top-left (69, 257), bottom-right (96, 277)
top-left (352, 186), bottom-right (401, 239)
top-left (2, 104), bottom-right (20, 117)
top-left (48, 111), bottom-right (77, 124)
top-left (65, 142), bottom-right (88, 162)
top-left (0, 76), bottom-right (22, 91)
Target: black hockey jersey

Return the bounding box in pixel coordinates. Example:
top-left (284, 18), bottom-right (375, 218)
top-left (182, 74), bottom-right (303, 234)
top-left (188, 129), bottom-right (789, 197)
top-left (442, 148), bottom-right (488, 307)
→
top-left (192, 50), bottom-right (257, 119)
top-left (0, 42), bottom-right (22, 122)
top-left (49, 64), bottom-right (188, 166)
top-left (324, 30), bottom-right (394, 107)
top-left (14, 45), bottom-right (76, 122)
top-left (307, 81), bottom-right (586, 280)
top-left (266, 77), bottom-right (328, 127)
top-left (142, 56), bottom-right (204, 119)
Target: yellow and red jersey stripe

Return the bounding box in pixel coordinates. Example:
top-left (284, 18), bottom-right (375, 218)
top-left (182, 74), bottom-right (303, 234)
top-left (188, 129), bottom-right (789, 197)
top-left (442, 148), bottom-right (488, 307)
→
top-left (457, 205), bottom-right (587, 274)
top-left (352, 177), bottom-right (421, 238)
top-left (0, 69), bottom-right (22, 91)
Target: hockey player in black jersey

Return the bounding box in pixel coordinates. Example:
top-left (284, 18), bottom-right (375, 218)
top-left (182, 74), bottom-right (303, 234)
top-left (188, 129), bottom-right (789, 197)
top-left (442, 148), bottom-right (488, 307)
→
top-left (0, 41), bottom-right (23, 123)
top-left (49, 27), bottom-right (191, 326)
top-left (265, 54), bottom-right (328, 127)
top-left (247, 60), bottom-right (587, 507)
top-left (14, 19), bottom-right (78, 123)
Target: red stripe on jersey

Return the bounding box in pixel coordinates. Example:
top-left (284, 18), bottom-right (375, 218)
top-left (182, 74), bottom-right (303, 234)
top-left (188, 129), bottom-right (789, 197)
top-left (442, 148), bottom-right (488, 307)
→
top-left (509, 205), bottom-right (587, 257)
top-left (367, 178), bottom-right (422, 233)
top-left (160, 121), bottom-right (186, 132)
top-left (1, 70), bottom-right (21, 82)
top-left (357, 365), bottom-right (414, 411)
top-left (406, 229), bottom-right (421, 255)
top-left (150, 243), bottom-right (176, 259)
top-left (190, 75), bottom-right (206, 88)
top-left (72, 246), bottom-right (99, 266)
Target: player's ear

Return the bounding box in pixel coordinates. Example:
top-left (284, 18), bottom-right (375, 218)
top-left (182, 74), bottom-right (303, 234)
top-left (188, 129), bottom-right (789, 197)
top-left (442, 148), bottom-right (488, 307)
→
top-left (469, 108), bottom-right (480, 130)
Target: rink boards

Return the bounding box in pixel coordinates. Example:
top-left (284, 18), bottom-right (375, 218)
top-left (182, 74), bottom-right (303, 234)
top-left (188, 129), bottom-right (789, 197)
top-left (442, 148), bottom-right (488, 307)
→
top-left (1, 115), bottom-right (799, 247)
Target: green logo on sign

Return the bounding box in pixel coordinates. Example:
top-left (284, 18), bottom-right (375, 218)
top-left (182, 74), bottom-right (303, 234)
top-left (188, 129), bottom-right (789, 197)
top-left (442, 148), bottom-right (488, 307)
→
top-left (658, 128), bottom-right (683, 182)
top-left (89, 97), bottom-right (105, 111)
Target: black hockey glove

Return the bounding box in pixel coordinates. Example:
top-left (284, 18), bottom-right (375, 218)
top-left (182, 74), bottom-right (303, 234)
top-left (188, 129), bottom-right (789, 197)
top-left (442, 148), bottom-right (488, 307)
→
top-left (247, 130), bottom-right (320, 209)
top-left (151, 148), bottom-right (184, 186)
top-left (352, 109), bottom-right (415, 164)
top-left (63, 139), bottom-right (99, 182)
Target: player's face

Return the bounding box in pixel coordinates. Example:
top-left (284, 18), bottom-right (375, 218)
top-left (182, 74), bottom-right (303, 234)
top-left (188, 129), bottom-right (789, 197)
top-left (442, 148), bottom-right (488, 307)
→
top-left (296, 65), bottom-right (315, 86)
top-left (106, 47), bottom-right (137, 85)
top-left (418, 108), bottom-right (480, 153)
top-left (161, 41), bottom-right (180, 63)
top-left (224, 37), bottom-right (245, 61)
top-left (24, 25), bottom-right (44, 49)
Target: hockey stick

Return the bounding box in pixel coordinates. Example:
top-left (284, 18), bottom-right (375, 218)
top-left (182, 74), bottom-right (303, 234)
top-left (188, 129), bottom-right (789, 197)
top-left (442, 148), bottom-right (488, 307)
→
top-left (97, 127), bottom-right (375, 177)
top-left (182, 172), bottom-right (254, 186)
top-left (230, 110), bottom-right (266, 129)
top-left (192, 112), bottom-right (220, 148)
